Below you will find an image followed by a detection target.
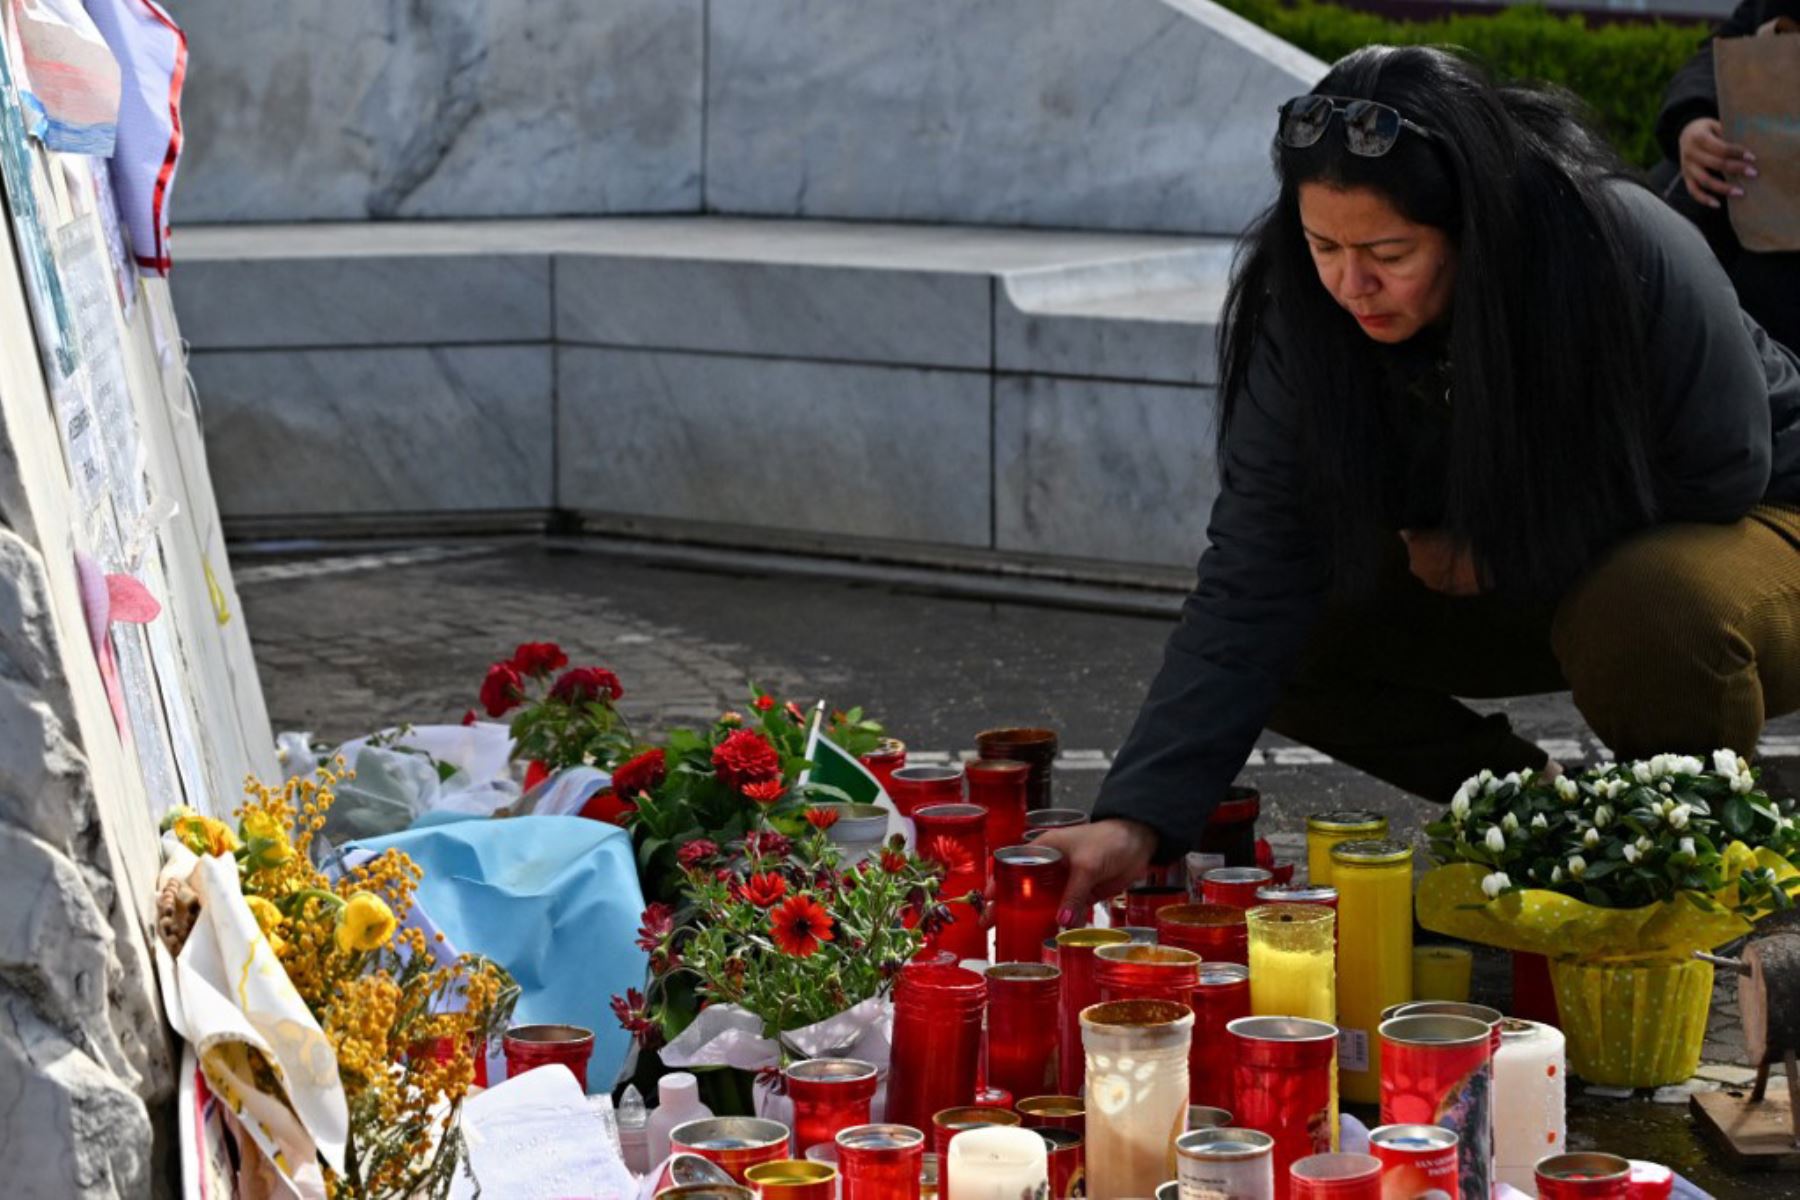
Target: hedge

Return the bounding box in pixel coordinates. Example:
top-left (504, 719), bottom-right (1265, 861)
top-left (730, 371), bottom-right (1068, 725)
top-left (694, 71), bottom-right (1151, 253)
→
top-left (1215, 0), bottom-right (1708, 166)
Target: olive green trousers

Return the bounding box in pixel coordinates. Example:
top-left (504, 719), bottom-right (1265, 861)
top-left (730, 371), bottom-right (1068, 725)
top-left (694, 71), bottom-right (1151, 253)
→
top-left (1267, 504), bottom-right (1800, 802)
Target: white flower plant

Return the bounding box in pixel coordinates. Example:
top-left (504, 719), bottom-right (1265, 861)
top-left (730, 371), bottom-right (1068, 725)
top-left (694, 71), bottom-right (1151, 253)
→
top-left (1425, 752), bottom-right (1800, 913)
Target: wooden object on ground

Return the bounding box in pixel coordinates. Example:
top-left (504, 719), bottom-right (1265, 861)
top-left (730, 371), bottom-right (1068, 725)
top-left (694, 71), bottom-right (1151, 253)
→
top-left (1691, 1089), bottom-right (1800, 1170)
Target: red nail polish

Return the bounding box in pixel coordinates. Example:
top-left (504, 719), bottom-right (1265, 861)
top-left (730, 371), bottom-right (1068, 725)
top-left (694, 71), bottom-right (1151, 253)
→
top-left (1056, 907), bottom-right (1075, 927)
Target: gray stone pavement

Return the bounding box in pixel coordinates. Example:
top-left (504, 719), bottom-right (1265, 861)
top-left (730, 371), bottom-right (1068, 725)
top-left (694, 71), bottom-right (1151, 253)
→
top-left (236, 538), bottom-right (1800, 1196)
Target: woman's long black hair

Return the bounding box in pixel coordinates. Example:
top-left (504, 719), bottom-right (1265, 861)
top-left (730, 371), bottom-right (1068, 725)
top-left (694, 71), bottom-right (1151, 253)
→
top-left (1218, 45), bottom-right (1658, 598)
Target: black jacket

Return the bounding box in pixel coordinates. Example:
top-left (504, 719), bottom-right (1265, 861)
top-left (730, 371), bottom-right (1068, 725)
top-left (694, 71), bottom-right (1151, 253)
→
top-left (1656, 0), bottom-right (1800, 164)
top-left (1091, 182), bottom-right (1800, 855)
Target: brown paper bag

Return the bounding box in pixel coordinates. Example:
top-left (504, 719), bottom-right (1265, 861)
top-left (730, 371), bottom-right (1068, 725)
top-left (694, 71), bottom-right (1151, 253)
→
top-left (1715, 32), bottom-right (1800, 252)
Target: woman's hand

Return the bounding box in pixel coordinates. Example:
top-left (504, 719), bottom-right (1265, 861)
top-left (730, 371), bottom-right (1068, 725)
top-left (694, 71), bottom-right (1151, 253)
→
top-left (1399, 529), bottom-right (1483, 596)
top-left (1678, 117), bottom-right (1755, 210)
top-left (1028, 818), bottom-right (1159, 927)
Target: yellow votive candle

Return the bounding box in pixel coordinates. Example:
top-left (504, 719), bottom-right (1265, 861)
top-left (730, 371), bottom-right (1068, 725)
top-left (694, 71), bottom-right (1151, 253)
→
top-left (1246, 904), bottom-right (1336, 1023)
top-left (1332, 839), bottom-right (1414, 1105)
top-left (1305, 811), bottom-right (1387, 887)
top-left (1413, 945), bottom-right (1474, 1003)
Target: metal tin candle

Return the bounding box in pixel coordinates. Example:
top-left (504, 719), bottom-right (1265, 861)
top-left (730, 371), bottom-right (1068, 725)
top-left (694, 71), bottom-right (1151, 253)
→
top-left (1177, 1128), bottom-right (1276, 1200)
top-left (1378, 1015), bottom-right (1493, 1200)
top-left (1095, 943), bottom-right (1202, 1006)
top-left (1157, 904), bottom-right (1249, 966)
top-left (1627, 1161), bottom-right (1674, 1200)
top-left (1369, 1125), bottom-right (1458, 1200)
top-left (1016, 1095), bottom-right (1085, 1133)
top-left (1082, 1000), bottom-right (1194, 1200)
top-left (859, 738), bottom-right (908, 797)
top-left (993, 846), bottom-right (1069, 965)
top-left (944, 1125), bottom-right (1049, 1200)
top-left (1246, 904), bottom-right (1337, 1023)
top-left (891, 766), bottom-right (965, 819)
top-left (1158, 1183), bottom-right (1182, 1200)
top-left (985, 963), bottom-right (1062, 1102)
top-left (887, 964), bottom-right (988, 1132)
top-left (1305, 812), bottom-right (1388, 887)
top-left (1025, 809), bottom-right (1088, 836)
top-left (1053, 928), bottom-right (1132, 1095)
top-left (786, 1058), bottom-right (880, 1156)
top-left (502, 1023), bottom-right (595, 1091)
top-left (1330, 840), bottom-right (1414, 1104)
top-left (966, 759), bottom-right (1032, 865)
top-left (747, 1161), bottom-right (839, 1200)
top-left (656, 1187), bottom-right (756, 1200)
top-left (673, 1155), bottom-right (744, 1188)
top-left (1126, 886), bottom-right (1191, 928)
top-left (975, 727), bottom-right (1060, 811)
top-left (838, 1124), bottom-right (927, 1200)
top-left (672, 1119), bottom-right (795, 1185)
top-left (1289, 1154), bottom-right (1382, 1200)
top-left (1493, 1019), bottom-right (1566, 1193)
top-left (1533, 1153), bottom-right (1631, 1200)
top-left (1190, 962), bottom-right (1251, 1110)
top-left (1039, 1128), bottom-right (1085, 1200)
top-left (1392, 1002), bottom-right (1503, 1056)
top-left (1202, 867), bottom-right (1274, 909)
top-left (1255, 885), bottom-right (1340, 912)
top-left (932, 1106), bottom-right (1022, 1162)
top-left (1227, 1016), bottom-right (1340, 1200)
top-left (1186, 1106), bottom-right (1232, 1131)
top-left (916, 803), bottom-right (991, 960)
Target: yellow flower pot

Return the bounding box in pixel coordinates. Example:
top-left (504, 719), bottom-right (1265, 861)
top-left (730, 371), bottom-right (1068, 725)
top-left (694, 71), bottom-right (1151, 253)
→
top-left (1548, 957), bottom-right (1713, 1087)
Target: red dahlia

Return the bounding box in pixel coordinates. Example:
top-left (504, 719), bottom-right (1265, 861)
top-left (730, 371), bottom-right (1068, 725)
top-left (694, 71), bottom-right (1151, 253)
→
top-left (479, 662), bottom-right (524, 718)
top-left (769, 894), bottom-right (835, 958)
top-left (509, 641), bottom-right (569, 678)
top-left (713, 730), bottom-right (782, 790)
top-left (804, 807), bottom-right (841, 831)
top-left (612, 748), bottom-right (667, 800)
top-left (550, 666), bottom-right (624, 705)
top-left (739, 871), bottom-right (788, 909)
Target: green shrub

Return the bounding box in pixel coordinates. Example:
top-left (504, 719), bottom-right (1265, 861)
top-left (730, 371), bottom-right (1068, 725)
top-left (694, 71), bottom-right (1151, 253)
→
top-left (1217, 0), bottom-right (1706, 166)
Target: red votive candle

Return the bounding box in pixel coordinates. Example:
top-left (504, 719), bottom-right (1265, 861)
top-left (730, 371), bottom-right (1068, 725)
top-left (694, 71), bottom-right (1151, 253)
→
top-left (890, 766), bottom-right (964, 819)
top-left (838, 1124), bottom-right (926, 1200)
top-left (859, 738), bottom-right (908, 797)
top-left (1014, 1095), bottom-right (1084, 1133)
top-left (1052, 928), bottom-right (1130, 1095)
top-left (886, 963), bottom-right (987, 1132)
top-left (1202, 867), bottom-right (1274, 909)
top-left (1228, 1016), bottom-right (1339, 1200)
top-left (930, 1105), bottom-right (1020, 1161)
top-left (1156, 903), bottom-right (1249, 966)
top-left (1191, 962), bottom-right (1250, 1109)
top-left (974, 727), bottom-right (1059, 810)
top-left (993, 845), bottom-right (1068, 964)
top-left (1039, 1128), bottom-right (1084, 1200)
top-left (916, 803), bottom-right (991, 960)
top-left (501, 1023), bottom-right (595, 1092)
top-left (1094, 943), bottom-right (1201, 1006)
top-left (966, 759), bottom-right (1031, 862)
top-left (1125, 885), bottom-right (1190, 928)
top-left (1290, 1153), bottom-right (1382, 1200)
top-left (672, 1118), bottom-right (794, 1185)
top-left (1380, 1014), bottom-right (1493, 1200)
top-left (984, 963), bottom-right (1061, 1102)
top-left (1200, 786), bottom-right (1264, 869)
top-left (1536, 1153), bottom-right (1632, 1200)
top-left (1628, 1160), bottom-right (1675, 1200)
top-left (785, 1058), bottom-right (880, 1156)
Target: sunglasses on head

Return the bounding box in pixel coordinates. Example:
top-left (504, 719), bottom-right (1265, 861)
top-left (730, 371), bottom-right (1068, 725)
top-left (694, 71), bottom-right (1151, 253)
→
top-left (1277, 94), bottom-right (1435, 157)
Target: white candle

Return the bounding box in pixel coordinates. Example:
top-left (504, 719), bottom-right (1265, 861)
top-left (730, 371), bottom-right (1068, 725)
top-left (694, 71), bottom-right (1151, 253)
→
top-left (1493, 1018), bottom-right (1567, 1192)
top-left (946, 1126), bottom-right (1049, 1200)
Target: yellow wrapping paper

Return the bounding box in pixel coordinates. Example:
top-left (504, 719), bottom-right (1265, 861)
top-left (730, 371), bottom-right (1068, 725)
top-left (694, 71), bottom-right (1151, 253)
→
top-left (1550, 957), bottom-right (1714, 1086)
top-left (1415, 843), bottom-right (1799, 964)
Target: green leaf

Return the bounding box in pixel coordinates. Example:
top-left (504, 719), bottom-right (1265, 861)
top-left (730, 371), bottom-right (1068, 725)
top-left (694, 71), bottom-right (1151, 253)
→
top-left (1723, 796), bottom-right (1755, 838)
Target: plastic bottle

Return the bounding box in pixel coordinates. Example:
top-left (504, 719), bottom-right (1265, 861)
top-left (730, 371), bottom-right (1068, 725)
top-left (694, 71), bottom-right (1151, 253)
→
top-left (646, 1072), bottom-right (712, 1166)
top-left (616, 1084), bottom-right (650, 1174)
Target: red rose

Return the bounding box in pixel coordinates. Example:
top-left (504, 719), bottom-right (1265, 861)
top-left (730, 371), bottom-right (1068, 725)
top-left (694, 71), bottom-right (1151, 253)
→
top-left (479, 662), bottom-right (525, 718)
top-left (739, 871), bottom-right (788, 909)
top-left (742, 779), bottom-right (786, 806)
top-left (713, 729), bottom-right (782, 791)
top-left (753, 694), bottom-right (776, 712)
top-left (510, 641), bottom-right (569, 678)
top-left (550, 666), bottom-right (624, 705)
top-left (612, 749), bottom-right (667, 801)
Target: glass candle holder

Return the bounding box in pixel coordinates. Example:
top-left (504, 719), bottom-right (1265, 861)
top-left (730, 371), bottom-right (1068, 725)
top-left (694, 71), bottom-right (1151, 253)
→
top-left (1228, 1016), bottom-right (1339, 1200)
top-left (1202, 868), bottom-right (1274, 909)
top-left (747, 1161), bottom-right (838, 1200)
top-left (1534, 1153), bottom-right (1631, 1200)
top-left (966, 759), bottom-right (1032, 864)
top-left (1015, 1095), bottom-right (1084, 1133)
top-left (859, 738), bottom-right (908, 797)
top-left (1411, 945), bottom-right (1474, 1004)
top-left (1254, 885), bottom-right (1339, 916)
top-left (916, 804), bottom-right (989, 894)
top-left (1493, 1019), bottom-right (1567, 1192)
top-left (1288, 1153), bottom-right (1381, 1200)
top-left (1190, 963), bottom-right (1251, 1110)
top-left (786, 1058), bottom-right (880, 1156)
top-left (502, 1023), bottom-right (595, 1091)
top-left (1039, 1128), bottom-right (1084, 1200)
top-left (1156, 904), bottom-right (1249, 966)
top-left (1082, 1000), bottom-right (1194, 1200)
top-left (887, 964), bottom-right (988, 1132)
top-left (1125, 886), bottom-right (1190, 928)
top-left (838, 1124), bottom-right (927, 1200)
top-left (891, 766), bottom-right (965, 819)
top-left (993, 846), bottom-right (1069, 964)
top-left (985, 963), bottom-right (1062, 1103)
top-left (672, 1118), bottom-right (795, 1185)
top-left (932, 1106), bottom-right (1021, 1162)
top-left (1305, 812), bottom-right (1388, 887)
top-left (1177, 1128), bottom-right (1275, 1200)
top-left (1053, 928), bottom-right (1131, 1095)
top-left (1378, 1014), bottom-right (1493, 1200)
top-left (1094, 943), bottom-right (1201, 1006)
top-left (945, 1126), bottom-right (1049, 1200)
top-left (1024, 809), bottom-right (1088, 837)
top-left (1330, 840), bottom-right (1413, 1105)
top-left (975, 727), bottom-right (1059, 810)
top-left (1247, 905), bottom-right (1336, 1023)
